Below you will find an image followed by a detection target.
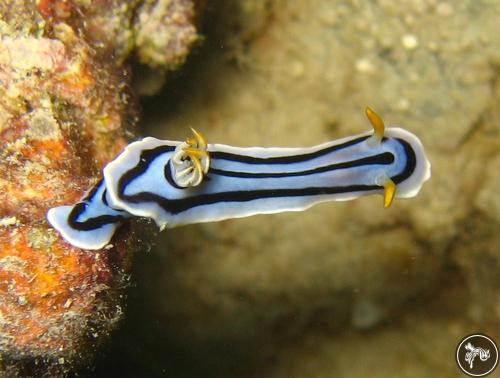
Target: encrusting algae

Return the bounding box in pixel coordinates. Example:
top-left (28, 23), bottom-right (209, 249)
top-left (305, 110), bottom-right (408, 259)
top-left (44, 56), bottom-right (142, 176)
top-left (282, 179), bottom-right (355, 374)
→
top-left (0, 0), bottom-right (201, 375)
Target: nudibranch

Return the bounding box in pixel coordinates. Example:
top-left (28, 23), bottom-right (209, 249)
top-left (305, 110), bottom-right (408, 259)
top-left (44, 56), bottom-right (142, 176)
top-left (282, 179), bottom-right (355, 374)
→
top-left (47, 108), bottom-right (431, 250)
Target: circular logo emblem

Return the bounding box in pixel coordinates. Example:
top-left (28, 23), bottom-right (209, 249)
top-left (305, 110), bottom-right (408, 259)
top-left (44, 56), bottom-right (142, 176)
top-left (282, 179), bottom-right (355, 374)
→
top-left (456, 334), bottom-right (499, 377)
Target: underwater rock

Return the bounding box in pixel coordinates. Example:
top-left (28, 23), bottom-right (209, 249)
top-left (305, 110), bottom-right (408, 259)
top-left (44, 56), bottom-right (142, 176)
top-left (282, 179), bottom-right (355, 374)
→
top-left (134, 0), bottom-right (201, 69)
top-left (132, 0), bottom-right (203, 96)
top-left (0, 15), bottom-right (135, 377)
top-left (35, 0), bottom-right (202, 70)
top-left (0, 0), bottom-right (202, 375)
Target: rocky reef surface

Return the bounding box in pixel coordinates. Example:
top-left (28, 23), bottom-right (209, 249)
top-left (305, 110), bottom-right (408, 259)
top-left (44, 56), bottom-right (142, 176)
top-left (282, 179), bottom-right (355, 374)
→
top-left (92, 0), bottom-right (500, 377)
top-left (0, 0), bottom-right (201, 375)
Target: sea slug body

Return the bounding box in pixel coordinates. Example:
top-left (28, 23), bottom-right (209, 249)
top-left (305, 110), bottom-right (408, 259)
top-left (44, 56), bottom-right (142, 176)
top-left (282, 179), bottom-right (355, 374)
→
top-left (47, 108), bottom-right (431, 250)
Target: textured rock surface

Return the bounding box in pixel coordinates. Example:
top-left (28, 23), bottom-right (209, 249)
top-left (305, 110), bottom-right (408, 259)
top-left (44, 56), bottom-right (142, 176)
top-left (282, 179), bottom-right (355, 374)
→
top-left (134, 0), bottom-right (200, 69)
top-left (94, 0), bottom-right (500, 376)
top-left (0, 0), bottom-right (201, 375)
top-left (0, 9), bottom-right (137, 378)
